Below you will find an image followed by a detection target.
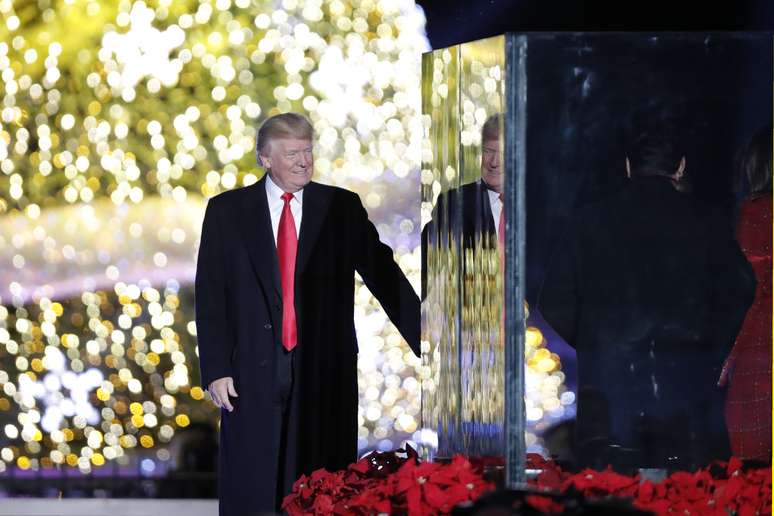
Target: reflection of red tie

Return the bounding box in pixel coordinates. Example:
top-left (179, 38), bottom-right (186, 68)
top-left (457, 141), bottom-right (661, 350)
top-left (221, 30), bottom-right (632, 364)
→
top-left (498, 192), bottom-right (505, 251)
top-left (498, 192), bottom-right (505, 346)
top-left (277, 192), bottom-right (298, 351)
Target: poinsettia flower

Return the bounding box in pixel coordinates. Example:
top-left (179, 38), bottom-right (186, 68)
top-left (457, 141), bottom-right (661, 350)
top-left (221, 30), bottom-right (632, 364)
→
top-left (394, 459), bottom-right (440, 493)
top-left (311, 494), bottom-right (335, 514)
top-left (282, 451), bottom-right (771, 516)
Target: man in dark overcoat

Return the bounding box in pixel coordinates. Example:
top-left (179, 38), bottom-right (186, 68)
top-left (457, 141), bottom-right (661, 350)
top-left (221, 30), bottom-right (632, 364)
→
top-left (538, 127), bottom-right (755, 472)
top-left (195, 112), bottom-right (420, 515)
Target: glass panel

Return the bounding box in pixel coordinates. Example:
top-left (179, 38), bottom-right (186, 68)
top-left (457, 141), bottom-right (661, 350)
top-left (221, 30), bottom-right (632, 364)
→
top-left (420, 35), bottom-right (507, 460)
top-left (421, 44), bottom-right (461, 460)
top-left (458, 36), bottom-right (506, 458)
top-left (529, 33), bottom-right (772, 472)
top-left (423, 30), bottom-right (771, 477)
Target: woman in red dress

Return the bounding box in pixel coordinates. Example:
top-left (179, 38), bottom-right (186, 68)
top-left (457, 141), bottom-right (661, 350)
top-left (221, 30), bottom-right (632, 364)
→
top-left (720, 128), bottom-right (772, 463)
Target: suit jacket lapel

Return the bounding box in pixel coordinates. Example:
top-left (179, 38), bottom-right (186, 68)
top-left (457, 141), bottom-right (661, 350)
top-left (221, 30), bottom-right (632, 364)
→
top-left (238, 177), bottom-right (282, 298)
top-left (479, 184), bottom-right (497, 236)
top-left (296, 181), bottom-right (332, 276)
top-left (464, 181), bottom-right (497, 238)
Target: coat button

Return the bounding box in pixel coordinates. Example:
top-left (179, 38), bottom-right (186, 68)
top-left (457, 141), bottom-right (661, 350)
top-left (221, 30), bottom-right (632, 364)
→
top-left (259, 360), bottom-right (267, 367)
top-left (263, 323), bottom-right (272, 330)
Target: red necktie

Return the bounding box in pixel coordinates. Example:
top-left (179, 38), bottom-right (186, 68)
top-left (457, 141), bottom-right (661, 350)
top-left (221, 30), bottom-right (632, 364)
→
top-left (277, 192), bottom-right (298, 351)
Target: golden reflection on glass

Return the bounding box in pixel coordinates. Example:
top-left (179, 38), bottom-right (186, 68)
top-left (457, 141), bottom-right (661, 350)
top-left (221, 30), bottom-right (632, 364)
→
top-left (458, 36), bottom-right (506, 457)
top-left (421, 35), bottom-right (506, 458)
top-left (421, 44), bottom-right (461, 458)
top-left (422, 35), bottom-right (570, 460)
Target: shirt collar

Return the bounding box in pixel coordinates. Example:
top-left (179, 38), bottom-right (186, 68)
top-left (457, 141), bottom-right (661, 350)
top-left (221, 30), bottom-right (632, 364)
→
top-left (265, 173), bottom-right (304, 205)
top-left (480, 180), bottom-right (502, 204)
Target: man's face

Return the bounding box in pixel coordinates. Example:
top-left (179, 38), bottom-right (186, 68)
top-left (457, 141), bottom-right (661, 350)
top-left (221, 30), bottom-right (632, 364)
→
top-left (481, 138), bottom-right (503, 193)
top-left (259, 138), bottom-right (314, 192)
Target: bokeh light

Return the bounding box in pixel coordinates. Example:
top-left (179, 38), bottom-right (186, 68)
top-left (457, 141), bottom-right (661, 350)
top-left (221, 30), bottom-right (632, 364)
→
top-left (0, 0), bottom-right (572, 475)
top-left (0, 0), bottom-right (428, 474)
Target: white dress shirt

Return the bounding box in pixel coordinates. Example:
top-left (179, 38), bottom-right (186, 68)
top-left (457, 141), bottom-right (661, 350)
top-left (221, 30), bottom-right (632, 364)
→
top-left (265, 174), bottom-right (303, 244)
top-left (486, 185), bottom-right (503, 239)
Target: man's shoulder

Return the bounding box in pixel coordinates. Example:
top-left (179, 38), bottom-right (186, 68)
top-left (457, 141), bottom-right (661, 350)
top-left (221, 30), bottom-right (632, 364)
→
top-left (208, 182), bottom-right (258, 205)
top-left (434, 181), bottom-right (485, 202)
top-left (306, 181), bottom-right (360, 203)
top-left (206, 181), bottom-right (272, 217)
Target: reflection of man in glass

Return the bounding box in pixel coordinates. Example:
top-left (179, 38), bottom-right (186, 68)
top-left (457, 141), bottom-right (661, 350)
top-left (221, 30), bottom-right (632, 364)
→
top-left (480, 114), bottom-right (505, 228)
top-left (538, 126), bottom-right (755, 472)
top-left (422, 114), bottom-right (504, 298)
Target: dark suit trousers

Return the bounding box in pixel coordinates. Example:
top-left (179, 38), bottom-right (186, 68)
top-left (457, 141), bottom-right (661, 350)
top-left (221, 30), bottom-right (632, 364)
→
top-left (274, 345), bottom-right (301, 512)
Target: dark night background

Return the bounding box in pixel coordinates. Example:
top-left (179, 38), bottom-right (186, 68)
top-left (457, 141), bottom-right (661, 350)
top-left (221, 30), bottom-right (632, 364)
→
top-left (415, 1), bottom-right (774, 50)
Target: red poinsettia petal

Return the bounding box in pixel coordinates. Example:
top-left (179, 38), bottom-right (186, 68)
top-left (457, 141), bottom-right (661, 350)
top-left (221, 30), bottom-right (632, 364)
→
top-left (638, 480), bottom-right (654, 502)
top-left (536, 468), bottom-right (564, 490)
top-left (526, 494), bottom-right (565, 514)
top-left (727, 457), bottom-right (744, 476)
top-left (406, 485), bottom-right (423, 516)
top-left (312, 494), bottom-right (334, 514)
top-left (527, 453), bottom-right (549, 469)
top-left (291, 474), bottom-right (309, 492)
top-left (349, 459), bottom-right (371, 474)
top-left (415, 461), bottom-right (442, 477)
top-left (444, 483), bottom-right (474, 504)
top-left (423, 481), bottom-right (453, 510)
top-left (373, 499), bottom-right (392, 514)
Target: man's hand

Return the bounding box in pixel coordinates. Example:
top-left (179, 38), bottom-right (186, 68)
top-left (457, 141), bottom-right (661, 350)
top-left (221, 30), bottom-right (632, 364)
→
top-left (208, 377), bottom-right (238, 412)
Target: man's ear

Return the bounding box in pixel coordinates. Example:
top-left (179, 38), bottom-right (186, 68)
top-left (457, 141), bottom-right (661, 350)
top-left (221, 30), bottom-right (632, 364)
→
top-left (258, 154), bottom-right (270, 169)
top-left (625, 157), bottom-right (632, 178)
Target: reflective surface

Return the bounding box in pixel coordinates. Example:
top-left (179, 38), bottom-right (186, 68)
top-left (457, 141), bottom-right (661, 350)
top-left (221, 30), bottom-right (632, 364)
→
top-left (530, 33), bottom-right (772, 472)
top-left (421, 35), bottom-right (574, 463)
top-left (421, 42), bottom-right (463, 458)
top-left (458, 37), bottom-right (507, 457)
top-left (422, 32), bottom-right (772, 474)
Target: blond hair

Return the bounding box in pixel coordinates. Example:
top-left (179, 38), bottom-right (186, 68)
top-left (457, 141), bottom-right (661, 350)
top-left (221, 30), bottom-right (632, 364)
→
top-left (255, 112), bottom-right (314, 156)
top-left (481, 113), bottom-right (502, 143)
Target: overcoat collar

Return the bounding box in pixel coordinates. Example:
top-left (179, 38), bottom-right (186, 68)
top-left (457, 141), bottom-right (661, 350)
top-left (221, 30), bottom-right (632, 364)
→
top-left (237, 176), bottom-right (332, 297)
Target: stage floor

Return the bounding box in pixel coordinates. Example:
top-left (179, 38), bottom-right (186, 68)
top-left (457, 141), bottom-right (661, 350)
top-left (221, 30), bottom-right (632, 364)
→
top-left (0, 499), bottom-right (219, 516)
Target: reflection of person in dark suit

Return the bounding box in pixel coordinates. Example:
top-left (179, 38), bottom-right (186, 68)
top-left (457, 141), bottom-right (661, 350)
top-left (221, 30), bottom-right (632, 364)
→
top-left (422, 114), bottom-right (503, 298)
top-left (195, 112), bottom-right (420, 515)
top-left (538, 126), bottom-right (756, 472)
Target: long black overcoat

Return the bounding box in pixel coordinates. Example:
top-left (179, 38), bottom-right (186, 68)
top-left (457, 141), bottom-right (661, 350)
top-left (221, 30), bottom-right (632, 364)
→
top-left (195, 177), bottom-right (420, 514)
